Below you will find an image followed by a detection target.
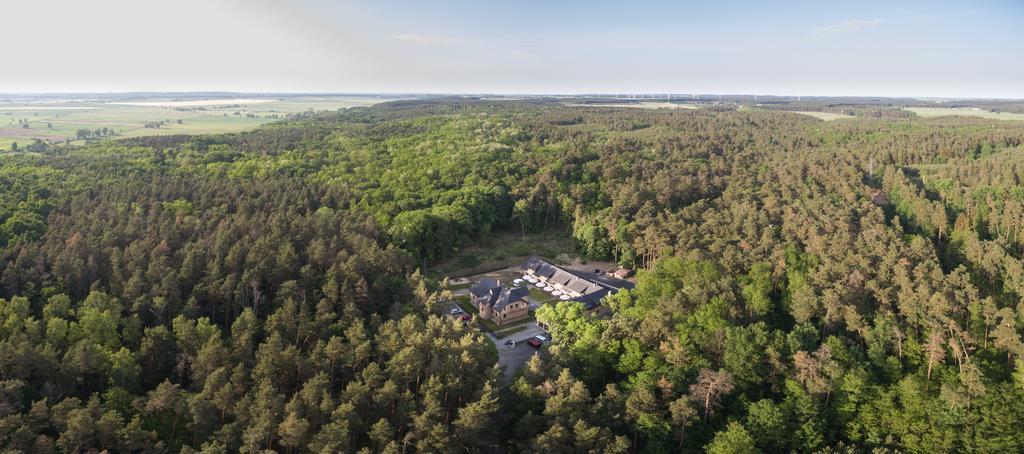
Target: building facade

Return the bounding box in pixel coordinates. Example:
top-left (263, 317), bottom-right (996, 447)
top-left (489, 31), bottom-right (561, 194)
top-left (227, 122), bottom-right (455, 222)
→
top-left (468, 278), bottom-right (531, 325)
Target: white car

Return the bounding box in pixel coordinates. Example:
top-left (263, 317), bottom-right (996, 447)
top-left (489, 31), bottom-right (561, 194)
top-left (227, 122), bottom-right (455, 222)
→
top-left (450, 308), bottom-right (463, 315)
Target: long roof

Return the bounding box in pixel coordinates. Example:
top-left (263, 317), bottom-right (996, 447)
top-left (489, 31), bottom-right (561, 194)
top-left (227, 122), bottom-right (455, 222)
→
top-left (521, 256), bottom-right (632, 309)
top-left (573, 288), bottom-right (610, 310)
top-left (534, 264), bottom-right (558, 278)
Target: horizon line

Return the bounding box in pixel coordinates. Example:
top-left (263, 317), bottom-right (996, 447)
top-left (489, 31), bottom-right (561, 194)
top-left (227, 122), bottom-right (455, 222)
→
top-left (1, 90), bottom-right (1022, 101)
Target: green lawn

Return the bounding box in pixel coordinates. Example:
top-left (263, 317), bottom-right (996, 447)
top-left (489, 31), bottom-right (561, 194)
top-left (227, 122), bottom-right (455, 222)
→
top-left (528, 287), bottom-right (558, 305)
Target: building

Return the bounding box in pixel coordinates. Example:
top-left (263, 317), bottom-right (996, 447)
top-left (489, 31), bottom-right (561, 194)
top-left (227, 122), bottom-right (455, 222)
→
top-left (468, 278), bottom-right (531, 325)
top-left (612, 268), bottom-right (634, 279)
top-left (521, 257), bottom-right (632, 310)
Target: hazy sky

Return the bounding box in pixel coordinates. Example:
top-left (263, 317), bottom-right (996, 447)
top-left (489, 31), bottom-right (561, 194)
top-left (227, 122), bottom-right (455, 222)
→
top-left (5, 0), bottom-right (1023, 97)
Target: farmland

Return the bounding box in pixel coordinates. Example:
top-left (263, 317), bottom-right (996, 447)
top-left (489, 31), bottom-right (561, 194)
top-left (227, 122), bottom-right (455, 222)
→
top-left (905, 106), bottom-right (1024, 120)
top-left (0, 95), bottom-right (392, 150)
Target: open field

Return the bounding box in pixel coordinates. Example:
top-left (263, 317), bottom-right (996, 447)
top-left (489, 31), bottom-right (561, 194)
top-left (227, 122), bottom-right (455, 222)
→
top-left (792, 111), bottom-right (855, 121)
top-left (0, 95), bottom-right (391, 150)
top-left (905, 107), bottom-right (1024, 121)
top-left (110, 98), bottom-right (276, 107)
top-left (427, 229), bottom-right (579, 279)
top-left (0, 137), bottom-right (25, 150)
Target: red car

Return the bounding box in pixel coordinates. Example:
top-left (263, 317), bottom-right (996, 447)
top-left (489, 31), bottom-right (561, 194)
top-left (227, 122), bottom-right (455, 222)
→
top-left (527, 335), bottom-right (547, 348)
top-left (459, 314), bottom-right (471, 322)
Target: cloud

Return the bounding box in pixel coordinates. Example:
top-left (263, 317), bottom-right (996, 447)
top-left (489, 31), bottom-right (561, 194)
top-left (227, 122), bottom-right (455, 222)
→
top-left (394, 34), bottom-right (463, 46)
top-left (811, 18), bottom-right (882, 37)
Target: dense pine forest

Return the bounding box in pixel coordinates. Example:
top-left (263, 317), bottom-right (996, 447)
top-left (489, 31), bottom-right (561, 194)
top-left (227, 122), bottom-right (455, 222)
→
top-left (3, 99), bottom-right (1024, 452)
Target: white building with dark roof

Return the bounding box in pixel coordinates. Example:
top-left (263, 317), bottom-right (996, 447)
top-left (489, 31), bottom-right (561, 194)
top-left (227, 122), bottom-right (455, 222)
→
top-left (521, 257), bottom-right (631, 309)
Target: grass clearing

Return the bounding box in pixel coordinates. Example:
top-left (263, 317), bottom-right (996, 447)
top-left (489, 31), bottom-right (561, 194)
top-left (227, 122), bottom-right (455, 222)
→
top-left (429, 229), bottom-right (578, 278)
top-left (0, 137), bottom-right (27, 150)
top-left (905, 107), bottom-right (1024, 121)
top-left (792, 111), bottom-right (854, 121)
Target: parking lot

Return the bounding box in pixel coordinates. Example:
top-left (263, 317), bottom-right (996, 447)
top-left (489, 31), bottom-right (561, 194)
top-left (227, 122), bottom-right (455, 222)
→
top-left (490, 321), bottom-right (548, 382)
top-left (444, 301), bottom-right (548, 383)
top-left (497, 343), bottom-right (539, 383)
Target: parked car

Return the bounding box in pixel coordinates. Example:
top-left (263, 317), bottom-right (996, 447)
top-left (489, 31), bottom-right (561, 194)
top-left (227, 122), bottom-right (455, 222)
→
top-left (459, 314), bottom-right (471, 322)
top-left (527, 335), bottom-right (547, 349)
top-left (450, 307), bottom-right (463, 315)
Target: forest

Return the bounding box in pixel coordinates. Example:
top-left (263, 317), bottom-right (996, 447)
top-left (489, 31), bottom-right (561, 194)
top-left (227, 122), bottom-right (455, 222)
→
top-left (2, 98), bottom-right (1024, 452)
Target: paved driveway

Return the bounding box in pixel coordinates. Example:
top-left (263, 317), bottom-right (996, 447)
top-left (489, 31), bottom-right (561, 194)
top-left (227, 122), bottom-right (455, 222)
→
top-left (490, 321), bottom-right (548, 383)
top-left (497, 343), bottom-right (539, 383)
top-left (447, 291), bottom-right (547, 383)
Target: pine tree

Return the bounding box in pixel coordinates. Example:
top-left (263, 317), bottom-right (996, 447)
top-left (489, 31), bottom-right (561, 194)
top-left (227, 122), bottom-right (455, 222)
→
top-left (454, 382), bottom-right (499, 449)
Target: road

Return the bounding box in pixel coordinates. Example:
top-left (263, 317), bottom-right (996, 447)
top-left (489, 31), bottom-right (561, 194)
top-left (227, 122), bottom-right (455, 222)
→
top-left (488, 321), bottom-right (548, 383)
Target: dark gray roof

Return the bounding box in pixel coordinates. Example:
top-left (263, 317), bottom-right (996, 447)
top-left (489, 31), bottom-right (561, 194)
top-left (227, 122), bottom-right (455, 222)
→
top-left (469, 278), bottom-right (500, 298)
top-left (550, 270), bottom-right (575, 286)
top-left (494, 286), bottom-right (529, 311)
top-left (570, 270), bottom-right (634, 291)
top-left (522, 257), bottom-right (545, 273)
top-left (520, 257), bottom-right (629, 309)
top-left (534, 264), bottom-right (557, 278)
top-left (572, 288), bottom-right (610, 310)
top-left (568, 280), bottom-right (592, 294)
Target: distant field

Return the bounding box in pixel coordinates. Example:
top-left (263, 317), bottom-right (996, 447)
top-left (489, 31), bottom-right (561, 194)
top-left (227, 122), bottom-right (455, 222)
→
top-left (110, 98), bottom-right (276, 107)
top-left (0, 137), bottom-right (24, 150)
top-left (568, 102), bottom-right (699, 109)
top-left (905, 107), bottom-right (1024, 121)
top-left (791, 111), bottom-right (854, 121)
top-left (0, 96), bottom-right (389, 150)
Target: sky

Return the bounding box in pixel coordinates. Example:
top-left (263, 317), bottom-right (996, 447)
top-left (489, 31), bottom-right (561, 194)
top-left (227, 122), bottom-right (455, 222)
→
top-left (3, 0), bottom-right (1023, 98)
